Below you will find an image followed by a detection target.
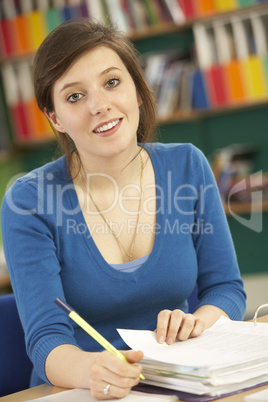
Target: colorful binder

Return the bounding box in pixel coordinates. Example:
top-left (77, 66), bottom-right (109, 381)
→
top-left (224, 60), bottom-right (246, 103)
top-left (204, 64), bottom-right (229, 107)
top-left (179, 0), bottom-right (196, 20)
top-left (214, 0), bottom-right (238, 11)
top-left (237, 0), bottom-right (255, 6)
top-left (241, 56), bottom-right (267, 99)
top-left (0, 18), bottom-right (12, 57)
top-left (45, 6), bottom-right (64, 33)
top-left (195, 0), bottom-right (216, 16)
top-left (192, 69), bottom-right (210, 109)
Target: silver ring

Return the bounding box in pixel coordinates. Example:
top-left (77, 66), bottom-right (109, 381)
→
top-left (103, 384), bottom-right (110, 395)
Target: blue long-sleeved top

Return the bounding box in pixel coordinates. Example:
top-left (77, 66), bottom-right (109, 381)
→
top-left (1, 143), bottom-right (246, 387)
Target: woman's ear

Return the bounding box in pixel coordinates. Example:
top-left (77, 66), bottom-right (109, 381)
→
top-left (137, 92), bottom-right (143, 107)
top-left (44, 108), bottom-right (65, 133)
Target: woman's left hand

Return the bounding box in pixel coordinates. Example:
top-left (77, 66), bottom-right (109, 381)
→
top-left (156, 309), bottom-right (205, 344)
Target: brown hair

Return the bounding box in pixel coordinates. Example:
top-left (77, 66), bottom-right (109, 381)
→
top-left (33, 18), bottom-right (157, 169)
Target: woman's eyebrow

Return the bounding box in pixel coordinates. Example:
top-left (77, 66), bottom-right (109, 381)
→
top-left (60, 82), bottom-right (81, 93)
top-left (100, 66), bottom-right (121, 76)
top-left (59, 67), bottom-right (122, 93)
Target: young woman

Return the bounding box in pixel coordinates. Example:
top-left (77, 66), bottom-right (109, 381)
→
top-left (1, 19), bottom-right (246, 400)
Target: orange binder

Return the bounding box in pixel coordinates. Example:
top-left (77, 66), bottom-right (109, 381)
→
top-left (33, 100), bottom-right (53, 139)
top-left (224, 60), bottom-right (246, 104)
top-left (195, 0), bottom-right (216, 17)
top-left (22, 12), bottom-right (36, 52)
top-left (16, 13), bottom-right (32, 54)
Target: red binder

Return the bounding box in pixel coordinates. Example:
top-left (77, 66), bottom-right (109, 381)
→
top-left (10, 103), bottom-right (31, 141)
top-left (0, 19), bottom-right (12, 57)
top-left (179, 0), bottom-right (196, 20)
top-left (204, 64), bottom-right (229, 108)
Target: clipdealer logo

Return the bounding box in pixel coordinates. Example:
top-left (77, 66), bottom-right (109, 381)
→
top-left (227, 171), bottom-right (263, 233)
top-left (4, 170), bottom-right (265, 233)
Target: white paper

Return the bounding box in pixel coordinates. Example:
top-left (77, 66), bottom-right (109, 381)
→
top-left (117, 316), bottom-right (268, 370)
top-left (26, 388), bottom-right (172, 401)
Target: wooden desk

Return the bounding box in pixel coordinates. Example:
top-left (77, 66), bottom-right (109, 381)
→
top-left (1, 383), bottom-right (268, 402)
top-left (1, 315), bottom-right (268, 402)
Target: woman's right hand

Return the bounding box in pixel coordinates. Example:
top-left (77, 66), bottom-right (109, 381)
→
top-left (89, 350), bottom-right (144, 400)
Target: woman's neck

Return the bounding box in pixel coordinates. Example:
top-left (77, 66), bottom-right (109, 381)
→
top-left (72, 146), bottom-right (147, 195)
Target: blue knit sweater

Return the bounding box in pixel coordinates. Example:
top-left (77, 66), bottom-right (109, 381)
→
top-left (1, 143), bottom-right (246, 386)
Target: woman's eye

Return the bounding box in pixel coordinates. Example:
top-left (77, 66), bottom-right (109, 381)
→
top-left (67, 93), bottom-right (83, 103)
top-left (106, 78), bottom-right (120, 88)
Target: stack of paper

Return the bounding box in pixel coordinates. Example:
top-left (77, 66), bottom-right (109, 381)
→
top-left (117, 316), bottom-right (268, 397)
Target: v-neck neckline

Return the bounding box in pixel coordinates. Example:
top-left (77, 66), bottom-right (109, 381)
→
top-left (67, 144), bottom-right (164, 282)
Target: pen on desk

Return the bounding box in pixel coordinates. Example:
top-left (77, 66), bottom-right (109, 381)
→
top-left (54, 297), bottom-right (145, 380)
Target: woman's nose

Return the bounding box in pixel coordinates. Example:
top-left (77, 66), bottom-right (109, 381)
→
top-left (87, 90), bottom-right (111, 115)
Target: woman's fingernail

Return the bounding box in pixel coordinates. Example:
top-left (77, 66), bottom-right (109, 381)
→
top-left (158, 336), bottom-right (164, 344)
top-left (167, 337), bottom-right (174, 345)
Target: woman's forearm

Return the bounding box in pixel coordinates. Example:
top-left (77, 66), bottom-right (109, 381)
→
top-left (45, 344), bottom-right (143, 399)
top-left (45, 344), bottom-right (97, 389)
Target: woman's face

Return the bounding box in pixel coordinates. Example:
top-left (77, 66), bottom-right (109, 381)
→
top-left (47, 46), bottom-right (142, 161)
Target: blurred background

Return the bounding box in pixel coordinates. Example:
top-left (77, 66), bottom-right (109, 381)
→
top-left (0, 0), bottom-right (268, 319)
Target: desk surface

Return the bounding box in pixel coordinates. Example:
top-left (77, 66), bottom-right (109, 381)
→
top-left (1, 315), bottom-right (268, 402)
top-left (1, 383), bottom-right (268, 402)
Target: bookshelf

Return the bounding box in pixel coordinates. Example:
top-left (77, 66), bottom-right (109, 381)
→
top-left (128, 2), bottom-right (268, 41)
top-left (157, 98), bottom-right (268, 125)
top-left (0, 0), bottom-right (268, 277)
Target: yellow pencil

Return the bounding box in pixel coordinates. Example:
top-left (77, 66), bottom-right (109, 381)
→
top-left (55, 297), bottom-right (145, 380)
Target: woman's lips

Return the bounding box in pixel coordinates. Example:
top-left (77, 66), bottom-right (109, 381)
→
top-left (93, 118), bottom-right (122, 138)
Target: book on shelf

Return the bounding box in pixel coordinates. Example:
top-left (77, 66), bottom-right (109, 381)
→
top-left (213, 20), bottom-right (247, 104)
top-left (157, 59), bottom-right (184, 118)
top-left (161, 0), bottom-right (185, 24)
top-left (127, 0), bottom-right (151, 31)
top-left (179, 0), bottom-right (197, 20)
top-left (178, 63), bottom-right (195, 112)
top-left (238, 0), bottom-right (256, 7)
top-left (143, 50), bottom-right (194, 119)
top-left (85, 0), bottom-right (106, 23)
top-left (0, 77), bottom-right (11, 155)
top-left (22, 0), bottom-right (50, 51)
top-left (193, 23), bottom-right (230, 108)
top-left (213, 0), bottom-right (238, 12)
top-left (143, 0), bottom-right (162, 26)
top-left (193, 6), bottom-right (268, 111)
top-left (0, 0), bottom-right (91, 59)
top-left (191, 69), bottom-right (210, 109)
top-left (104, 0), bottom-right (130, 33)
top-left (1, 0), bottom-right (268, 60)
top-left (122, 0), bottom-right (183, 33)
top-left (118, 315), bottom-right (268, 401)
top-left (231, 12), bottom-right (268, 100)
top-left (210, 143), bottom-right (262, 203)
top-left (1, 61), bottom-right (52, 142)
top-left (194, 0), bottom-right (217, 17)
top-left (250, 10), bottom-right (268, 93)
top-left (0, 0), bottom-right (21, 58)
